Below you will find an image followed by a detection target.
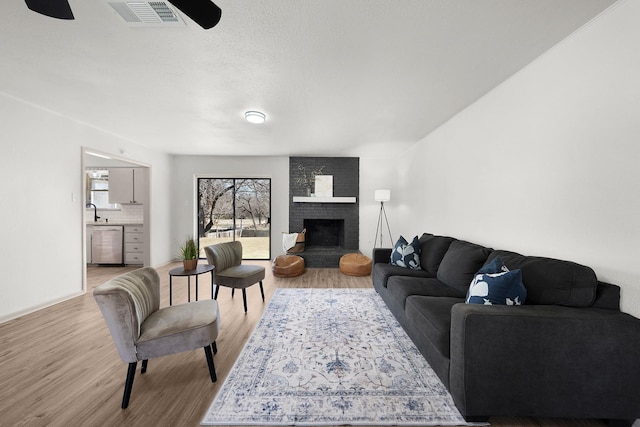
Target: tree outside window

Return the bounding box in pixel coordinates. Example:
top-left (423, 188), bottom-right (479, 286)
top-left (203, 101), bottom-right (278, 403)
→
top-left (197, 178), bottom-right (270, 260)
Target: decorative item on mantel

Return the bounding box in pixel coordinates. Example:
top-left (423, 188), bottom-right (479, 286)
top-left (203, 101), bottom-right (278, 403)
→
top-left (314, 175), bottom-right (333, 197)
top-left (179, 236), bottom-right (199, 271)
top-left (295, 164), bottom-right (325, 196)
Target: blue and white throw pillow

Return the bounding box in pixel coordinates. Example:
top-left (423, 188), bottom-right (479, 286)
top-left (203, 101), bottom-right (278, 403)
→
top-left (466, 256), bottom-right (527, 305)
top-left (476, 256), bottom-right (509, 275)
top-left (390, 235), bottom-right (421, 270)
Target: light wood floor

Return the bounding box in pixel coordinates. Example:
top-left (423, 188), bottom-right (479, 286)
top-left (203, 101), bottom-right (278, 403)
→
top-left (0, 261), bottom-right (607, 427)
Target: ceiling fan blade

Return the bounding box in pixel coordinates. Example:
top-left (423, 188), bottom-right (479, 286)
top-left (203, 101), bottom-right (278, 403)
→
top-left (168, 0), bottom-right (221, 29)
top-left (25, 0), bottom-right (74, 20)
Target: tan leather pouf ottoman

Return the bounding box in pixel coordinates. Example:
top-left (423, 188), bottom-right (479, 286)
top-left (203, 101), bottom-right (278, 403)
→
top-left (272, 255), bottom-right (305, 278)
top-left (339, 253), bottom-right (372, 276)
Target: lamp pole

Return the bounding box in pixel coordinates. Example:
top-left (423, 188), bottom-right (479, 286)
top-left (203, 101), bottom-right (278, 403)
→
top-left (374, 190), bottom-right (392, 247)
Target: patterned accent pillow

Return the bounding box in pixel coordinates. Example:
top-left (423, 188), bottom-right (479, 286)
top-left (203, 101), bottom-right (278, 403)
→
top-left (466, 256), bottom-right (527, 305)
top-left (390, 236), bottom-right (421, 270)
top-left (477, 255), bottom-right (509, 275)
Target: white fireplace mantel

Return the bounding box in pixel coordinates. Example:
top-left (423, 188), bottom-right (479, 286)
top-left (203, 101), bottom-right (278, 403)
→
top-left (292, 196), bottom-right (357, 203)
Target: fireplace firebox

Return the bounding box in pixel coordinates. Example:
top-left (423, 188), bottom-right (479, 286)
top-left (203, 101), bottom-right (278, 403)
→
top-left (304, 219), bottom-right (345, 248)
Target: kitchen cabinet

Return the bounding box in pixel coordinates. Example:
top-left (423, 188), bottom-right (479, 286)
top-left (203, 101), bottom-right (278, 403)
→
top-left (109, 168), bottom-right (147, 204)
top-left (124, 225), bottom-right (144, 265)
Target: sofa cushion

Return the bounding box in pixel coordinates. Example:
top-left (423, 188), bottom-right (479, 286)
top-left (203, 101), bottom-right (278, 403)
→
top-left (486, 250), bottom-right (597, 307)
top-left (419, 234), bottom-right (455, 275)
top-left (418, 232), bottom-right (434, 241)
top-left (405, 296), bottom-right (463, 358)
top-left (388, 276), bottom-right (467, 309)
top-left (390, 235), bottom-right (421, 270)
top-left (437, 240), bottom-right (492, 293)
top-left (372, 263), bottom-right (434, 289)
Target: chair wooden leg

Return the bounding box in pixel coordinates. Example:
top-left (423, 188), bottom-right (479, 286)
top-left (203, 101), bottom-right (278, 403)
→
top-left (231, 288), bottom-right (235, 297)
top-left (259, 281), bottom-right (265, 301)
top-left (141, 359), bottom-right (148, 374)
top-left (212, 340), bottom-right (218, 354)
top-left (242, 289), bottom-right (248, 313)
top-left (214, 284), bottom-right (220, 300)
top-left (204, 345), bottom-right (217, 382)
top-left (122, 362), bottom-right (137, 409)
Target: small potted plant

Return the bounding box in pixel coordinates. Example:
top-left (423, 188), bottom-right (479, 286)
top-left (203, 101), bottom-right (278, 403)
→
top-left (179, 236), bottom-right (198, 271)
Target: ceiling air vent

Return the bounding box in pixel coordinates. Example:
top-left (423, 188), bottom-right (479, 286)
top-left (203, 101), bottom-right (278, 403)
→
top-left (108, 1), bottom-right (185, 26)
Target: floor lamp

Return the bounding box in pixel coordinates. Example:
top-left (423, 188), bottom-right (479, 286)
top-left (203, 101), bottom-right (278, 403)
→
top-left (374, 189), bottom-right (393, 248)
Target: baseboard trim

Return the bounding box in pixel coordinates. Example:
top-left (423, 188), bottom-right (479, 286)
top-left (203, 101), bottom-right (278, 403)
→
top-left (0, 291), bottom-right (85, 325)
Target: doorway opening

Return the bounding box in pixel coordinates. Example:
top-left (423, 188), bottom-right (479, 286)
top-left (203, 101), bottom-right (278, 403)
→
top-left (81, 147), bottom-right (151, 291)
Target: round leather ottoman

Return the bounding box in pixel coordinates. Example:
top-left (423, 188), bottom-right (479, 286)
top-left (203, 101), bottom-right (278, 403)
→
top-left (339, 253), bottom-right (372, 276)
top-left (272, 255), bottom-right (305, 278)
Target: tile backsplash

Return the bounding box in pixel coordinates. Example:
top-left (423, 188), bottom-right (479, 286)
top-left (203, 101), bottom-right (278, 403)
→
top-left (86, 204), bottom-right (143, 224)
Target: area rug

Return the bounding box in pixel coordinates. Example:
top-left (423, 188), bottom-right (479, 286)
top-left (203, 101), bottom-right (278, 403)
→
top-left (202, 288), bottom-right (480, 426)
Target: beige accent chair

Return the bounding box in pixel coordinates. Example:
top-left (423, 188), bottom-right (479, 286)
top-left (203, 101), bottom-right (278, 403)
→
top-left (93, 267), bottom-right (220, 409)
top-left (204, 241), bottom-right (266, 313)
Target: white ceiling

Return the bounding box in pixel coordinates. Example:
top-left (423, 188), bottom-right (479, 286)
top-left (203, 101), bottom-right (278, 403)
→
top-left (2, 0), bottom-right (617, 157)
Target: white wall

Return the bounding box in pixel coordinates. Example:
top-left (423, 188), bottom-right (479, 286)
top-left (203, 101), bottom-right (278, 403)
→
top-left (170, 155), bottom-right (290, 259)
top-left (396, 0), bottom-right (640, 317)
top-left (0, 93), bottom-right (173, 322)
top-left (0, 101), bottom-right (393, 322)
top-left (172, 154), bottom-right (399, 262)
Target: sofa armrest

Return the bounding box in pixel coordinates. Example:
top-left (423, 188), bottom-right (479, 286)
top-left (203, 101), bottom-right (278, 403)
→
top-left (593, 281), bottom-right (621, 310)
top-left (449, 303), bottom-right (640, 421)
top-left (372, 247), bottom-right (392, 264)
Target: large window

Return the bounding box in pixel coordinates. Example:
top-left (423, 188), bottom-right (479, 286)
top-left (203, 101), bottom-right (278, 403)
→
top-left (197, 178), bottom-right (271, 260)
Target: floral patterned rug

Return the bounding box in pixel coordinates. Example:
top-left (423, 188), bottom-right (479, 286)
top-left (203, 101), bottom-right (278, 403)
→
top-left (201, 288), bottom-right (476, 426)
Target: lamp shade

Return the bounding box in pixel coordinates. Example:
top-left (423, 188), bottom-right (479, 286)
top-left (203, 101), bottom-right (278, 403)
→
top-left (374, 189), bottom-right (391, 202)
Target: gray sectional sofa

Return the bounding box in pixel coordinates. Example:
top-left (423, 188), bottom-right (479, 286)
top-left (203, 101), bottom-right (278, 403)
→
top-left (372, 233), bottom-right (640, 425)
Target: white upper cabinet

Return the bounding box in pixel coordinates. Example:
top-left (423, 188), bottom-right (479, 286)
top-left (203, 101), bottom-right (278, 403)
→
top-left (108, 168), bottom-right (147, 204)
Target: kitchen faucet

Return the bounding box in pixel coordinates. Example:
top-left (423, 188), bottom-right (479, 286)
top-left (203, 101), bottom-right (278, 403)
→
top-left (86, 203), bottom-right (100, 222)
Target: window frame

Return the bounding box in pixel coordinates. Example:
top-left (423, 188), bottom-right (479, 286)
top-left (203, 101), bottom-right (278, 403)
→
top-left (196, 177), bottom-right (271, 260)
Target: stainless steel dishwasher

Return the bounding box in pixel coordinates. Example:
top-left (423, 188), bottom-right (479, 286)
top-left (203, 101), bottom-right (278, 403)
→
top-left (92, 226), bottom-right (124, 264)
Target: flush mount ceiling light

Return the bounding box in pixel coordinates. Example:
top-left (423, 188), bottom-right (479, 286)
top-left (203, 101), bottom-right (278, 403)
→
top-left (245, 111), bottom-right (266, 124)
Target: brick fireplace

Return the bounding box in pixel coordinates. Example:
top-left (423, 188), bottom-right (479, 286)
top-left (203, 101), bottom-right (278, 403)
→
top-left (289, 157), bottom-right (359, 267)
